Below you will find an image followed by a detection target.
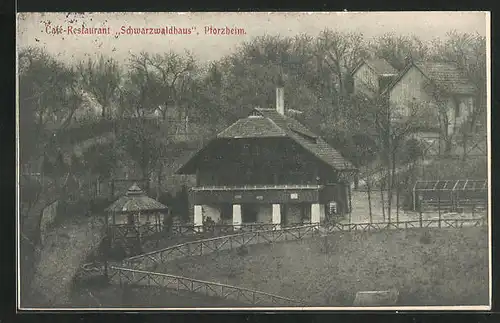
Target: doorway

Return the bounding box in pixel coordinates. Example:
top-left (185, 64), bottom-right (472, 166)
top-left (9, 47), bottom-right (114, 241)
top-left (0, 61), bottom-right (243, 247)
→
top-left (241, 204), bottom-right (258, 223)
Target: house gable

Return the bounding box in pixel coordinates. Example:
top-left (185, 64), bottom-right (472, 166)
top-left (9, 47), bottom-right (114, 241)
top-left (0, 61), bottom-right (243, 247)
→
top-left (353, 63), bottom-right (380, 95)
top-left (385, 62), bottom-right (477, 135)
top-left (387, 64), bottom-right (432, 115)
top-left (352, 58), bottom-right (397, 95)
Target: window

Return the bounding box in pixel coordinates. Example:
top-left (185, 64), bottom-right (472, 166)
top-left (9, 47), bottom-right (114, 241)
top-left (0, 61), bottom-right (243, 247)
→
top-left (220, 204), bottom-right (232, 222)
top-left (242, 143), bottom-right (250, 155)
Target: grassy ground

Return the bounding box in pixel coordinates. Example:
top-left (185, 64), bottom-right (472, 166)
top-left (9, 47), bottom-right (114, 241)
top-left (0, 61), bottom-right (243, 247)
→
top-left (158, 227), bottom-right (489, 307)
top-left (69, 284), bottom-right (246, 308)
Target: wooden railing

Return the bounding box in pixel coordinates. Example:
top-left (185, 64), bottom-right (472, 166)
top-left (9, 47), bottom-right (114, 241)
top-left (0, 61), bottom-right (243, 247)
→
top-left (77, 217), bottom-right (487, 306)
top-left (122, 217), bottom-right (487, 270)
top-left (323, 217), bottom-right (487, 232)
top-left (171, 223), bottom-right (285, 235)
top-left (110, 223), bottom-right (163, 238)
top-left (192, 184), bottom-right (323, 191)
top-left (109, 266), bottom-right (304, 307)
top-left (123, 224), bottom-right (320, 270)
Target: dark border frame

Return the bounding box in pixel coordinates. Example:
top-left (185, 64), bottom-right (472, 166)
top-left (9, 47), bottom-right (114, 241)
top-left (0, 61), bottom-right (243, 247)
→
top-left (7, 2), bottom-right (498, 323)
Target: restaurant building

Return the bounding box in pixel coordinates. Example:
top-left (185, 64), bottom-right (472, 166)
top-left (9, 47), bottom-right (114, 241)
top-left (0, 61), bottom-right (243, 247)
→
top-left (176, 86), bottom-right (358, 229)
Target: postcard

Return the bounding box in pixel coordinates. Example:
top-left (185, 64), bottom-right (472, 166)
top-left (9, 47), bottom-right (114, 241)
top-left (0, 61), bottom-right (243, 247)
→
top-left (16, 11), bottom-right (491, 311)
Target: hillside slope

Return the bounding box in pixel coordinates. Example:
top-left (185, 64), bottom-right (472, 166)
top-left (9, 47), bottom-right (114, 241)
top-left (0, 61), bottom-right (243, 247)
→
top-left (24, 215), bottom-right (104, 307)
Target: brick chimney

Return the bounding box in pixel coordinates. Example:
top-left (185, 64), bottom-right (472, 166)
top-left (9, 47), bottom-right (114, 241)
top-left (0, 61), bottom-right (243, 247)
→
top-left (276, 87), bottom-right (285, 115)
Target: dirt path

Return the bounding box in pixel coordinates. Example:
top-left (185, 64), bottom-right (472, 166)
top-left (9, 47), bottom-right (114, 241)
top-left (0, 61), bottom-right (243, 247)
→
top-left (28, 215), bottom-right (104, 307)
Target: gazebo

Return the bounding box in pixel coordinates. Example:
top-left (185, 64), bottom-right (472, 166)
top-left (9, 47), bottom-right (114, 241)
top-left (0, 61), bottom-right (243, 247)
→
top-left (104, 183), bottom-right (168, 245)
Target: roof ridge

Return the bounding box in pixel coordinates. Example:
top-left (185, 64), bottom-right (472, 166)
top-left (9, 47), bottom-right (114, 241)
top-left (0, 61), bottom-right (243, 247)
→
top-left (216, 118), bottom-right (242, 138)
top-left (265, 115), bottom-right (284, 133)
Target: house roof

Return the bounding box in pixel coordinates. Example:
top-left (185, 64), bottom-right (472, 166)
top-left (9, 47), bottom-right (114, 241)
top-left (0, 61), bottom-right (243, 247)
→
top-left (352, 58), bottom-right (397, 76)
top-left (255, 108), bottom-right (355, 171)
top-left (176, 108), bottom-right (356, 174)
top-left (414, 62), bottom-right (477, 95)
top-left (217, 116), bottom-right (287, 139)
top-left (105, 183), bottom-right (168, 214)
top-left (383, 61), bottom-right (477, 95)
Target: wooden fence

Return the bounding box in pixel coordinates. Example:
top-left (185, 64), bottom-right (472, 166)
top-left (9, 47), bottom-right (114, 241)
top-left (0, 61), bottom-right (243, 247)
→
top-left (123, 224), bottom-right (320, 270)
top-left (123, 217), bottom-right (487, 270)
top-left (324, 217), bottom-right (487, 232)
top-left (171, 222), bottom-right (283, 235)
top-left (77, 217), bottom-right (487, 306)
top-left (109, 266), bottom-right (304, 307)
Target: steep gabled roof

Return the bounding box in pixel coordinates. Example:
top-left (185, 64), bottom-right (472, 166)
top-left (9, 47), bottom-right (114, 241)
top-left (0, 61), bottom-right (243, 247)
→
top-left (352, 58), bottom-right (397, 76)
top-left (217, 115), bottom-right (287, 139)
top-left (383, 61), bottom-right (477, 96)
top-left (255, 108), bottom-right (355, 171)
top-left (414, 62), bottom-right (477, 95)
top-left (176, 108), bottom-right (356, 174)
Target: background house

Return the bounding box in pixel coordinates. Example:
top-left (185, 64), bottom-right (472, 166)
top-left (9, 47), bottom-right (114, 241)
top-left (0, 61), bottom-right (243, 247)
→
top-left (352, 58), bottom-right (398, 96)
top-left (384, 61), bottom-right (477, 134)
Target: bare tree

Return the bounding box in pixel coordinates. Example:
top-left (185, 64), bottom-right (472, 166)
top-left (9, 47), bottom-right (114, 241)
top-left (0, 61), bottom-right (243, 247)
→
top-left (144, 51), bottom-right (197, 132)
top-left (120, 53), bottom-right (159, 118)
top-left (316, 29), bottom-right (368, 98)
top-left (352, 91), bottom-right (433, 222)
top-left (19, 47), bottom-right (86, 303)
top-left (77, 55), bottom-right (122, 119)
top-left (370, 33), bottom-right (430, 70)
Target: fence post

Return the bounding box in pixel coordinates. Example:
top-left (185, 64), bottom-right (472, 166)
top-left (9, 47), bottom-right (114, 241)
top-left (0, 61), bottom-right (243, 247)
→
top-left (380, 182), bottom-right (386, 222)
top-left (396, 183), bottom-right (400, 224)
top-left (438, 194), bottom-right (441, 228)
top-left (419, 207), bottom-right (423, 228)
top-left (367, 181), bottom-right (373, 224)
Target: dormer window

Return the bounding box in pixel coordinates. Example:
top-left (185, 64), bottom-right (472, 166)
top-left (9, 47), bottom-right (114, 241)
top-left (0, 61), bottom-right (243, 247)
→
top-left (249, 110), bottom-right (263, 117)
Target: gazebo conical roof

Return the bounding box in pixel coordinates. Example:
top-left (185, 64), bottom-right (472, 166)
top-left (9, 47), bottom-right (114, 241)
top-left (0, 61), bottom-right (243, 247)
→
top-left (104, 183), bottom-right (168, 214)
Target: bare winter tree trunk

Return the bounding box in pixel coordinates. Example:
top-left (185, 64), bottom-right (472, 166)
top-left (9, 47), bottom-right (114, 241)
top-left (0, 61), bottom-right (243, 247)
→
top-left (380, 178), bottom-right (386, 222)
top-left (396, 175), bottom-right (400, 223)
top-left (462, 132), bottom-right (468, 161)
top-left (367, 179), bottom-right (373, 223)
top-left (387, 168), bottom-right (392, 223)
top-left (387, 150), bottom-right (397, 223)
top-left (156, 163), bottom-right (163, 200)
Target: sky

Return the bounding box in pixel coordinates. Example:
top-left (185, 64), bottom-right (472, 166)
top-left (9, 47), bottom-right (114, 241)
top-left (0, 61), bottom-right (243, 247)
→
top-left (17, 12), bottom-right (489, 65)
